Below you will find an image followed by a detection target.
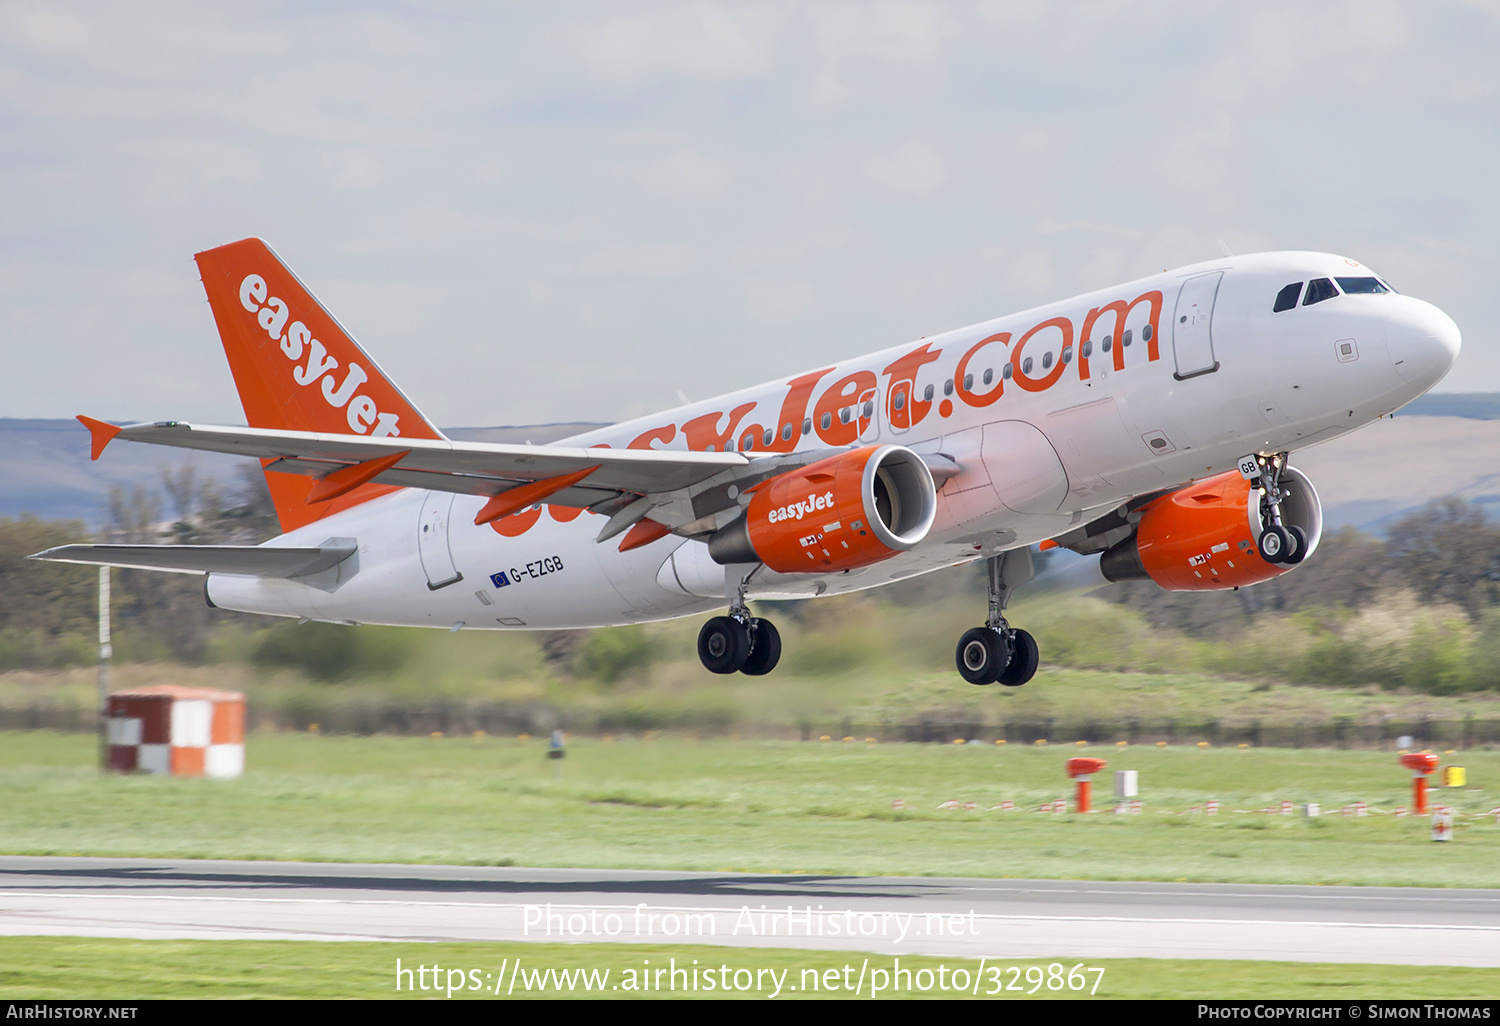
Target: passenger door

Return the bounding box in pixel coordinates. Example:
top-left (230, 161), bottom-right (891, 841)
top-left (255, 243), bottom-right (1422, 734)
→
top-left (1172, 272), bottom-right (1223, 380)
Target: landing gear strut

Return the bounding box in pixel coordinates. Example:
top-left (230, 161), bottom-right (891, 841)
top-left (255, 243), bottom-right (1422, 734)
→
top-left (1250, 452), bottom-right (1305, 565)
top-left (698, 566), bottom-right (782, 676)
top-left (956, 549), bottom-right (1039, 687)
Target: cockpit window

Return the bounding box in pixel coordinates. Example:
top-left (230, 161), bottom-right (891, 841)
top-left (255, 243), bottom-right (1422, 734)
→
top-left (1335, 276), bottom-right (1388, 295)
top-left (1273, 282), bottom-right (1303, 312)
top-left (1303, 278), bottom-right (1338, 306)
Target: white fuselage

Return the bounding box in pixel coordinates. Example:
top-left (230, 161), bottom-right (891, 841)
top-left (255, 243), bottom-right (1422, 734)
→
top-left (207, 252), bottom-right (1460, 629)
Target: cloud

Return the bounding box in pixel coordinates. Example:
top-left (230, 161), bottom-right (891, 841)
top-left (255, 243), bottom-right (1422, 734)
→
top-left (12, 8), bottom-right (90, 55)
top-left (635, 149), bottom-right (736, 199)
top-left (569, 3), bottom-right (783, 80)
top-left (864, 141), bottom-right (946, 194)
top-left (745, 278), bottom-right (815, 320)
top-left (809, 0), bottom-right (951, 106)
top-left (582, 244), bottom-right (697, 277)
top-left (811, 1), bottom-right (951, 62)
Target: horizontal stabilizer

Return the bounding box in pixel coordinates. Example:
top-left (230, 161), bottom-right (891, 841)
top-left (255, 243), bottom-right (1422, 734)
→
top-left (29, 543), bottom-right (357, 578)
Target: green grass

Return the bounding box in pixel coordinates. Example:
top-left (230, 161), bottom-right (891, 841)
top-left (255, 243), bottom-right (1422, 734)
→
top-left (0, 937), bottom-right (1494, 999)
top-left (3, 731), bottom-right (1496, 885)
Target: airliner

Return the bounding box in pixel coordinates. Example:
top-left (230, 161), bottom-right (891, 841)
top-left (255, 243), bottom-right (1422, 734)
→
top-left (35, 239), bottom-right (1460, 686)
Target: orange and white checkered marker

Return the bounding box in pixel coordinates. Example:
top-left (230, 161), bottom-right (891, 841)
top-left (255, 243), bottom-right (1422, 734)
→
top-left (1431, 811), bottom-right (1454, 842)
top-left (107, 685), bottom-right (244, 777)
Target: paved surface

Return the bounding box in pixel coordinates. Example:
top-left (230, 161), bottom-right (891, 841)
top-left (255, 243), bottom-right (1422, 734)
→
top-left (1, 857), bottom-right (1496, 965)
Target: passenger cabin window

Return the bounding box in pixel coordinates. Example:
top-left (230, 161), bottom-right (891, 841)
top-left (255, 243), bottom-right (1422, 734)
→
top-left (943, 379), bottom-right (954, 396)
top-left (781, 423), bottom-right (793, 441)
top-left (1303, 278), bottom-right (1338, 305)
top-left (1335, 276), bottom-right (1388, 295)
top-left (982, 368), bottom-right (993, 385)
top-left (1273, 282), bottom-right (1303, 312)
top-left (821, 412), bottom-right (832, 431)
top-left (802, 417), bottom-right (812, 435)
top-left (1002, 363), bottom-right (1013, 380)
top-left (923, 384), bottom-right (934, 402)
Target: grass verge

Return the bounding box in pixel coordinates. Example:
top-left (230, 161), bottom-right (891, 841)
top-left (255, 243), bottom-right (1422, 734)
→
top-left (3, 732), bottom-right (1496, 886)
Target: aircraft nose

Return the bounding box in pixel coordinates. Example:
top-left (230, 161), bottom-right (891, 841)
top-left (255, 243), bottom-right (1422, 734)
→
top-left (1389, 298), bottom-right (1461, 388)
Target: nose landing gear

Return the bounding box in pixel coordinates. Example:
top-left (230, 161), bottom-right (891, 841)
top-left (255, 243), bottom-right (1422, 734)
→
top-left (1249, 452), bottom-right (1306, 565)
top-left (955, 549), bottom-right (1039, 687)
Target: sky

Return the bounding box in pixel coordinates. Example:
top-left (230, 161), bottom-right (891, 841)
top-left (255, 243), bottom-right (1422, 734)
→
top-left (2, 1), bottom-right (1497, 429)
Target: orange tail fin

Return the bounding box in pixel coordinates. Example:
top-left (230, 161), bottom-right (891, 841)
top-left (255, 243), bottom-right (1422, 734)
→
top-left (195, 239), bottom-right (444, 532)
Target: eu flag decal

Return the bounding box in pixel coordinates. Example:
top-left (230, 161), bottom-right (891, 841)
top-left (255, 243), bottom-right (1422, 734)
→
top-left (489, 571), bottom-right (511, 589)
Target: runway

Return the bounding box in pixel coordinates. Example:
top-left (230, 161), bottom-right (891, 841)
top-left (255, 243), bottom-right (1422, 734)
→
top-left (1, 856), bottom-right (1496, 966)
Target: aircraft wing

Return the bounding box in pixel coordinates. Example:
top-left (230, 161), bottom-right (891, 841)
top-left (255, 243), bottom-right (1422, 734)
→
top-left (78, 417), bottom-right (822, 539)
top-left (31, 542), bottom-right (356, 577)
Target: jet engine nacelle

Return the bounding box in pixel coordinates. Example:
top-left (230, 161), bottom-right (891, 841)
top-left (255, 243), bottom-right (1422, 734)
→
top-left (709, 444), bottom-right (937, 572)
top-left (1100, 466), bottom-right (1322, 590)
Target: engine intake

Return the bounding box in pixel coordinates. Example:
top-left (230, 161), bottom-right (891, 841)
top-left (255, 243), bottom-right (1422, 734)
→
top-left (709, 444), bottom-right (936, 571)
top-left (1100, 466), bottom-right (1322, 590)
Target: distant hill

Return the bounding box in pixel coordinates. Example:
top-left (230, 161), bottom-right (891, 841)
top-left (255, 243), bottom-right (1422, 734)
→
top-left (1400, 393), bottom-right (1500, 419)
top-left (2, 398), bottom-right (1495, 532)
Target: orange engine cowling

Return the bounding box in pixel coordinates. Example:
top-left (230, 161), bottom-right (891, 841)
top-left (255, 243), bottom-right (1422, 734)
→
top-left (1100, 466), bottom-right (1322, 590)
top-left (708, 445), bottom-right (936, 572)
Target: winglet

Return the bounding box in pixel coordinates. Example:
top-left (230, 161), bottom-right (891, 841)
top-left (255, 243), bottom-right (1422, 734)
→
top-left (77, 416), bottom-right (122, 461)
top-left (305, 450), bottom-right (410, 505)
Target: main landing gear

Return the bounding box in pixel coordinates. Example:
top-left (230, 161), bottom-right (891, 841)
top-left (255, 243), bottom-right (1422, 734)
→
top-left (698, 568), bottom-right (781, 676)
top-left (956, 549), bottom-right (1039, 687)
top-left (1250, 452), bottom-right (1306, 566)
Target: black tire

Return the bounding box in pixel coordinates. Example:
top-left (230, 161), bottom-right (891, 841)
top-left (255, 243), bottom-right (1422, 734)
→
top-left (1283, 525), bottom-right (1308, 565)
top-left (740, 618), bottom-right (782, 676)
top-left (1258, 525), bottom-right (1291, 564)
top-left (698, 616), bottom-right (750, 674)
top-left (956, 626), bottom-right (1006, 685)
top-left (998, 629), bottom-right (1039, 687)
